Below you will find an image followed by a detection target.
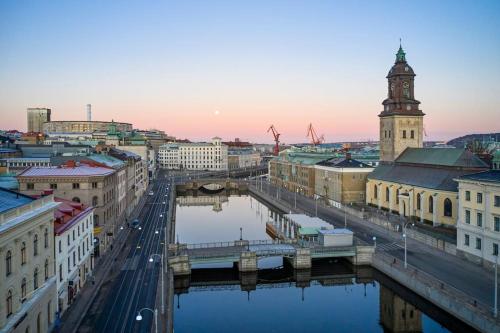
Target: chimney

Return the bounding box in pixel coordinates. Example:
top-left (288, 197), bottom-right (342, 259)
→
top-left (345, 152), bottom-right (352, 160)
top-left (86, 104), bottom-right (92, 122)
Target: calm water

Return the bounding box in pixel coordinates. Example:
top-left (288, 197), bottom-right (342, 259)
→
top-left (173, 194), bottom-right (462, 333)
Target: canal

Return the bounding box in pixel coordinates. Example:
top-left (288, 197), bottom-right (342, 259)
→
top-left (173, 193), bottom-right (473, 333)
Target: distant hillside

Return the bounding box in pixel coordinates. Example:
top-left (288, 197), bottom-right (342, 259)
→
top-left (447, 133), bottom-right (500, 148)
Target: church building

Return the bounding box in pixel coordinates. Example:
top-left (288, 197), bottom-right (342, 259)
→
top-left (366, 45), bottom-right (488, 228)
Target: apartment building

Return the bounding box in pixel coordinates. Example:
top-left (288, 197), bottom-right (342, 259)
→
top-left (53, 199), bottom-right (94, 314)
top-left (456, 170), bottom-right (500, 267)
top-left (16, 163), bottom-right (117, 253)
top-left (0, 190), bottom-right (58, 333)
top-left (158, 137), bottom-right (228, 171)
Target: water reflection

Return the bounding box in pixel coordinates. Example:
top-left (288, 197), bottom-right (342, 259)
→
top-left (173, 193), bottom-right (473, 333)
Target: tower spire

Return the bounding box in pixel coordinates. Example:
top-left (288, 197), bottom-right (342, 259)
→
top-left (396, 39), bottom-right (406, 63)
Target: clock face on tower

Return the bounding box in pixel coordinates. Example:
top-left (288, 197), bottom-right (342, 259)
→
top-left (406, 105), bottom-right (411, 111)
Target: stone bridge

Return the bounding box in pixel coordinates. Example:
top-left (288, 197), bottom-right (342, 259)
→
top-left (176, 178), bottom-right (248, 193)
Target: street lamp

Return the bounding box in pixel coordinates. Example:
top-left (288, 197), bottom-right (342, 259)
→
top-left (136, 307), bottom-right (158, 333)
top-left (372, 236), bottom-right (377, 248)
top-left (315, 196), bottom-right (318, 217)
top-left (403, 222), bottom-right (415, 268)
top-left (295, 189), bottom-right (298, 209)
top-left (240, 227), bottom-right (243, 241)
top-left (494, 253), bottom-right (498, 317)
top-left (149, 254), bottom-right (165, 314)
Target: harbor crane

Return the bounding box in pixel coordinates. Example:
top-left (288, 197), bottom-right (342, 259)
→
top-left (267, 125), bottom-right (281, 156)
top-left (306, 123), bottom-right (325, 146)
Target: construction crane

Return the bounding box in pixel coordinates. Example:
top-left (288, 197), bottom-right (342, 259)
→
top-left (267, 125), bottom-right (281, 156)
top-left (306, 123), bottom-right (325, 146)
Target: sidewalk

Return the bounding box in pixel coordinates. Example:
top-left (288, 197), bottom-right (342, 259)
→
top-left (56, 192), bottom-right (149, 333)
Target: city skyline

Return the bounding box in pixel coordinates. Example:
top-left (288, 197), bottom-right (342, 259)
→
top-left (1, 1), bottom-right (499, 143)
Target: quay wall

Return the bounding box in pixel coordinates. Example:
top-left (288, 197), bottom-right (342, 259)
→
top-left (372, 252), bottom-right (500, 333)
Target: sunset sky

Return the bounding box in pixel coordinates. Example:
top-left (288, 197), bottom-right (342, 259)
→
top-left (1, 1), bottom-right (499, 143)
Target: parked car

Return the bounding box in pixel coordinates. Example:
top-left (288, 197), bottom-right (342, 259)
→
top-left (131, 219), bottom-right (140, 229)
top-left (149, 191), bottom-right (154, 196)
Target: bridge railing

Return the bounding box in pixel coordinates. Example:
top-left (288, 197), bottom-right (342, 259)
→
top-left (186, 241), bottom-right (240, 250)
top-left (310, 245), bottom-right (357, 254)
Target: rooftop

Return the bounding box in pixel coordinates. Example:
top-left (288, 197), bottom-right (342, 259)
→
top-left (17, 165), bottom-right (115, 177)
top-left (317, 157), bottom-right (373, 168)
top-left (0, 188), bottom-right (34, 214)
top-left (53, 198), bottom-right (93, 235)
top-left (396, 148), bottom-right (488, 168)
top-left (458, 170), bottom-right (500, 184)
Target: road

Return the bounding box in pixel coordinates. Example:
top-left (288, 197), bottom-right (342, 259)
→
top-left (80, 171), bottom-right (171, 333)
top-left (257, 180), bottom-right (500, 310)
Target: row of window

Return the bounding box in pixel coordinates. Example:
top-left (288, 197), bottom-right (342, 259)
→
top-left (373, 185), bottom-right (453, 217)
top-left (465, 191), bottom-right (500, 207)
top-left (5, 230), bottom-right (49, 276)
top-left (463, 234), bottom-right (499, 255)
top-left (26, 181), bottom-right (100, 190)
top-left (464, 210), bottom-right (500, 230)
top-left (59, 237), bottom-right (91, 282)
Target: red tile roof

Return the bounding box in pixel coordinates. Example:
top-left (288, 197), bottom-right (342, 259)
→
top-left (53, 198), bottom-right (93, 235)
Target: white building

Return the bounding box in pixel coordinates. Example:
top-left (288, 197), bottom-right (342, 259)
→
top-left (0, 189), bottom-right (59, 333)
top-left (53, 199), bottom-right (94, 315)
top-left (158, 137), bottom-right (228, 171)
top-left (456, 170), bottom-right (500, 267)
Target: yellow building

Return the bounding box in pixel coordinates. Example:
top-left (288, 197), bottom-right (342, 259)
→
top-left (314, 155), bottom-right (373, 206)
top-left (367, 148), bottom-right (488, 227)
top-left (456, 170), bottom-right (500, 266)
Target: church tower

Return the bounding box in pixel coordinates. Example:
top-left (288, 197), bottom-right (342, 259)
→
top-left (379, 44), bottom-right (424, 162)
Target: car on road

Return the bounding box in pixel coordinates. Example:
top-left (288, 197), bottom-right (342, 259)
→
top-left (148, 191), bottom-right (154, 196)
top-left (131, 219), bottom-right (140, 229)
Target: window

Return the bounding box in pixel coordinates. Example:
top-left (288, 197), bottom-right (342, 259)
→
top-left (410, 130), bottom-right (415, 139)
top-left (44, 259), bottom-right (49, 281)
top-left (59, 240), bottom-right (62, 253)
top-left (67, 258), bottom-right (70, 273)
top-left (444, 198), bottom-right (452, 217)
top-left (34, 268), bottom-right (39, 289)
top-left (477, 212), bottom-right (483, 227)
top-left (72, 183), bottom-right (80, 189)
top-left (92, 196), bottom-right (98, 207)
top-left (385, 187), bottom-right (390, 202)
top-left (27, 183), bottom-right (34, 190)
top-left (495, 196), bottom-right (500, 207)
top-left (374, 185), bottom-right (378, 199)
top-left (464, 234), bottom-right (470, 246)
top-left (59, 264), bottom-right (63, 282)
top-left (92, 182), bottom-right (98, 189)
top-left (6, 290), bottom-right (12, 317)
top-left (73, 230), bottom-right (75, 241)
top-left (396, 189), bottom-right (400, 205)
top-left (50, 183), bottom-right (57, 189)
top-left (21, 278), bottom-right (27, 300)
top-left (47, 301), bottom-right (52, 325)
top-left (495, 217), bottom-right (500, 232)
top-left (476, 237), bottom-right (482, 250)
top-left (465, 210), bottom-right (471, 224)
top-left (494, 243), bottom-right (499, 256)
top-left (72, 197), bottom-right (81, 203)
top-left (21, 242), bottom-right (27, 265)
top-left (416, 193), bottom-right (421, 210)
top-left (67, 234), bottom-right (70, 246)
top-left (33, 234), bottom-right (38, 256)
top-left (428, 196), bottom-right (434, 213)
top-left (73, 252), bottom-right (76, 267)
top-left (465, 191), bottom-right (470, 201)
top-left (402, 130), bottom-right (407, 139)
top-left (6, 250), bottom-right (12, 276)
top-left (477, 193), bottom-right (483, 204)
top-left (44, 228), bottom-right (49, 248)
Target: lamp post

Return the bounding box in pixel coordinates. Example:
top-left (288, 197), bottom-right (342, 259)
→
top-left (403, 222), bottom-right (414, 268)
top-left (240, 227), bottom-right (243, 241)
top-left (315, 196), bottom-right (318, 217)
top-left (295, 189), bottom-right (298, 209)
top-left (344, 203), bottom-right (347, 229)
top-left (149, 254), bottom-right (164, 314)
top-left (372, 236), bottom-right (377, 248)
top-left (136, 307), bottom-right (158, 333)
top-left (495, 253), bottom-right (498, 317)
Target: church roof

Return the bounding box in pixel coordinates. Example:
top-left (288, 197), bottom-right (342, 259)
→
top-left (368, 163), bottom-right (475, 192)
top-left (395, 148), bottom-right (488, 168)
top-left (369, 148), bottom-right (489, 191)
